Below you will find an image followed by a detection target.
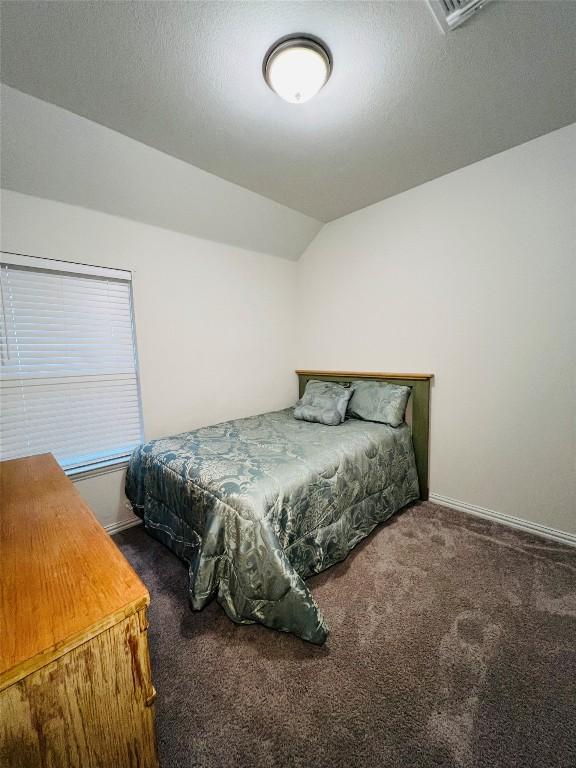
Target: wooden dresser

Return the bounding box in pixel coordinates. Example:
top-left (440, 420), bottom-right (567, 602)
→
top-left (0, 454), bottom-right (158, 768)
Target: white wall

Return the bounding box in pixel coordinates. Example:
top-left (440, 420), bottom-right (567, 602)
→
top-left (298, 125), bottom-right (576, 536)
top-left (0, 85), bottom-right (322, 261)
top-left (2, 84), bottom-right (574, 539)
top-left (1, 189), bottom-right (299, 529)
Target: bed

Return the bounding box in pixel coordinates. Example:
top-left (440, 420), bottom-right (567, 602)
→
top-left (125, 370), bottom-right (432, 644)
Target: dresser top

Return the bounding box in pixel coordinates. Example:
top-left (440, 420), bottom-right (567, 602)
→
top-left (0, 453), bottom-right (149, 690)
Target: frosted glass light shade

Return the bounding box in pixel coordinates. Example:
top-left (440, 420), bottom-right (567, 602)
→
top-left (264, 37), bottom-right (331, 104)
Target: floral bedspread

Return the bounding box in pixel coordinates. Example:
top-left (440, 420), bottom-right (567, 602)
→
top-left (125, 408), bottom-right (419, 643)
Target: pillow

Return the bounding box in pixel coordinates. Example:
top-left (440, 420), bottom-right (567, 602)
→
top-left (294, 380), bottom-right (354, 426)
top-left (347, 380), bottom-right (411, 427)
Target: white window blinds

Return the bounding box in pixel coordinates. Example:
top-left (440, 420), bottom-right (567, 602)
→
top-left (0, 255), bottom-right (143, 474)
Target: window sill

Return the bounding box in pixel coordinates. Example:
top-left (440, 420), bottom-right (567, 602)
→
top-left (66, 457), bottom-right (130, 482)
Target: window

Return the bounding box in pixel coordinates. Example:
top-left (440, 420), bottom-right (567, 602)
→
top-left (0, 253), bottom-right (143, 474)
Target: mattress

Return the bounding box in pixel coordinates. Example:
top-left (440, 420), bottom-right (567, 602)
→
top-left (125, 407), bottom-right (419, 643)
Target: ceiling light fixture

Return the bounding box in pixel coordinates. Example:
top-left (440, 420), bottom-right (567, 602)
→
top-left (263, 35), bottom-right (331, 104)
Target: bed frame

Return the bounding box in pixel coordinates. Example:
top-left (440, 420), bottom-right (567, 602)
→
top-left (296, 370), bottom-right (433, 500)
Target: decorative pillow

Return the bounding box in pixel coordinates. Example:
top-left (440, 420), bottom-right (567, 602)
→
top-left (347, 380), bottom-right (411, 427)
top-left (293, 380), bottom-right (354, 426)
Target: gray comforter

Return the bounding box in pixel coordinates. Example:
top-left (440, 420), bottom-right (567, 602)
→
top-left (125, 408), bottom-right (419, 643)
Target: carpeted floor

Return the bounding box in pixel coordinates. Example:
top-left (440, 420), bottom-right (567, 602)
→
top-left (114, 502), bottom-right (576, 768)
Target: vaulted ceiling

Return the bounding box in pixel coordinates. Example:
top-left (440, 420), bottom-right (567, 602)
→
top-left (2, 1), bottom-right (575, 221)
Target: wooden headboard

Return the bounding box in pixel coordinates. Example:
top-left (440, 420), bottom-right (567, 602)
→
top-left (296, 370), bottom-right (433, 501)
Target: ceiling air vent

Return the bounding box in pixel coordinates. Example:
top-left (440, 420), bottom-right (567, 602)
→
top-left (428, 0), bottom-right (492, 32)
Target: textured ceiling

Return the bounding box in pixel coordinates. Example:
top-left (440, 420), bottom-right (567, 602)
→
top-left (1, 1), bottom-right (575, 222)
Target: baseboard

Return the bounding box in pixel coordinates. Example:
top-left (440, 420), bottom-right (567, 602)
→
top-left (429, 493), bottom-right (576, 548)
top-left (104, 517), bottom-right (142, 535)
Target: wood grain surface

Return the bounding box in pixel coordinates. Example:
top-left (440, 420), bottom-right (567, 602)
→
top-left (295, 369), bottom-right (434, 380)
top-left (0, 453), bottom-right (149, 690)
top-left (0, 610), bottom-right (158, 768)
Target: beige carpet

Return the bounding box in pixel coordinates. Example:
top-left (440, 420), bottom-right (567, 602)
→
top-left (115, 502), bottom-right (576, 768)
